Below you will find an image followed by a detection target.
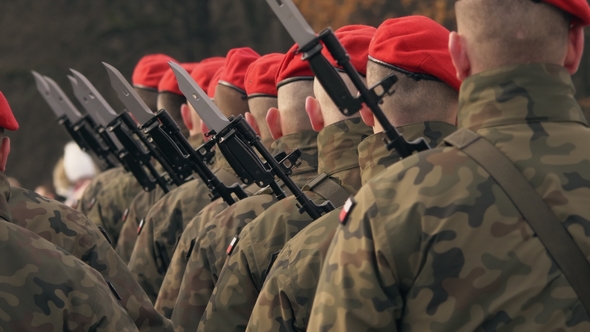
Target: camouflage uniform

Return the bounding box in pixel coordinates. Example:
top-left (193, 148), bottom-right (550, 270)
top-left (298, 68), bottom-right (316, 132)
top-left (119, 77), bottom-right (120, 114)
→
top-left (7, 176), bottom-right (175, 331)
top-left (248, 122), bottom-right (456, 332)
top-left (171, 130), bottom-right (319, 331)
top-left (116, 134), bottom-right (204, 262)
top-left (155, 197), bottom-right (228, 317)
top-left (0, 219), bottom-right (139, 331)
top-left (197, 118), bottom-right (371, 331)
top-left (128, 137), bottom-right (238, 302)
top-left (79, 166), bottom-right (143, 246)
top-left (308, 64), bottom-right (590, 331)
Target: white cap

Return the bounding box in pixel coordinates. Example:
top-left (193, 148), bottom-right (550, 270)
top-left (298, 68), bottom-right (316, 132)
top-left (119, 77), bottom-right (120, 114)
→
top-left (63, 142), bottom-right (97, 183)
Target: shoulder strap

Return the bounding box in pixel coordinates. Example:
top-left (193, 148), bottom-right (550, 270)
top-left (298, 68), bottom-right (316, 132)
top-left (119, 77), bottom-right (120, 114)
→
top-left (302, 173), bottom-right (350, 208)
top-left (444, 128), bottom-right (590, 315)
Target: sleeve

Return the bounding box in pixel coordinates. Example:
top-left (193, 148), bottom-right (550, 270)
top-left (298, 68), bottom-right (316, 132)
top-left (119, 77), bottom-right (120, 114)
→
top-left (115, 195), bottom-right (142, 263)
top-left (198, 226), bottom-right (260, 331)
top-left (307, 183), bottom-right (403, 332)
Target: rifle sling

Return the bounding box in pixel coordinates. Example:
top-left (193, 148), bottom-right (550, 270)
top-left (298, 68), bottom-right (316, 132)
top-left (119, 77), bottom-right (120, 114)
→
top-left (444, 128), bottom-right (590, 316)
top-left (303, 172), bottom-right (350, 208)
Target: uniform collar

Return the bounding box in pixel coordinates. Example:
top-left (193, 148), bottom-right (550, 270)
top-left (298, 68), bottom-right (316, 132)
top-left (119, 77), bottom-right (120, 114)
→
top-left (271, 130), bottom-right (318, 177)
top-left (0, 173), bottom-right (13, 222)
top-left (358, 122), bottom-right (457, 184)
top-left (317, 117), bottom-right (372, 176)
top-left (458, 63), bottom-right (587, 132)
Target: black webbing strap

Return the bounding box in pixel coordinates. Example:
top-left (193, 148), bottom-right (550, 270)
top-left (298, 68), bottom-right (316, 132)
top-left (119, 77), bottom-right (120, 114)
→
top-left (302, 173), bottom-right (350, 208)
top-left (444, 128), bottom-right (590, 315)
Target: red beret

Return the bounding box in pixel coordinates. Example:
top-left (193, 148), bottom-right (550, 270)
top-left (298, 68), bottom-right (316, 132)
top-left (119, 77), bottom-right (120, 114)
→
top-left (541, 0), bottom-right (590, 26)
top-left (132, 54), bottom-right (178, 90)
top-left (322, 25), bottom-right (376, 76)
top-left (158, 62), bottom-right (199, 95)
top-left (0, 92), bottom-right (19, 131)
top-left (208, 67), bottom-right (224, 99)
top-left (190, 57), bottom-right (225, 96)
top-left (218, 47), bottom-right (261, 95)
top-left (245, 53), bottom-right (284, 98)
top-left (369, 16), bottom-right (461, 91)
top-left (275, 43), bottom-right (314, 88)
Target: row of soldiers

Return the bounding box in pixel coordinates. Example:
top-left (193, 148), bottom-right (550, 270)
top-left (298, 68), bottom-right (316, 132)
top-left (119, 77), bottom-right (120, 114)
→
top-left (1, 0), bottom-right (589, 330)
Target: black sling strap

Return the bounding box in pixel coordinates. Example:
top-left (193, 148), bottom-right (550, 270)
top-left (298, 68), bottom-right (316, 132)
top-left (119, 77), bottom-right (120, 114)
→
top-left (445, 128), bottom-right (590, 315)
top-left (302, 172), bottom-right (350, 208)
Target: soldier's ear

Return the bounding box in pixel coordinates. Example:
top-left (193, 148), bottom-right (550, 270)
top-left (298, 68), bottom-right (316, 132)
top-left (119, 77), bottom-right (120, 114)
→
top-left (245, 112), bottom-right (261, 136)
top-left (266, 107), bottom-right (283, 140)
top-left (564, 25), bottom-right (585, 75)
top-left (180, 103), bottom-right (193, 131)
top-left (305, 96), bottom-right (324, 132)
top-left (0, 137), bottom-right (11, 172)
top-left (449, 32), bottom-right (470, 81)
top-left (359, 102), bottom-right (374, 128)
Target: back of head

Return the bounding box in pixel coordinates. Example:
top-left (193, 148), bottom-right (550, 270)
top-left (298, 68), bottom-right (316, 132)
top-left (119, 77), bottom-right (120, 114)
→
top-left (157, 62), bottom-right (199, 137)
top-left (245, 53), bottom-right (284, 148)
top-left (314, 25), bottom-right (376, 127)
top-left (275, 44), bottom-right (316, 135)
top-left (454, 0), bottom-right (587, 72)
top-left (214, 48), bottom-right (261, 118)
top-left (132, 53), bottom-right (177, 112)
top-left (368, 16), bottom-right (460, 127)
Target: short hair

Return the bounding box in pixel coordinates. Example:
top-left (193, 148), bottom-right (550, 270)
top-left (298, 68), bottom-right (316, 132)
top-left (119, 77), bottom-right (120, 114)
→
top-left (277, 81), bottom-right (314, 134)
top-left (213, 84), bottom-right (250, 119)
top-left (455, 0), bottom-right (571, 70)
top-left (367, 60), bottom-right (458, 126)
top-left (157, 92), bottom-right (189, 138)
top-left (134, 87), bottom-right (159, 113)
top-left (313, 73), bottom-right (361, 126)
top-left (247, 97), bottom-right (277, 148)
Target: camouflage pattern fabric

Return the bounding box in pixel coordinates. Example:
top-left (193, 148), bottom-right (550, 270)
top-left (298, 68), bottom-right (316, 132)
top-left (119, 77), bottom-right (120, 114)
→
top-left (0, 219), bottom-right (139, 331)
top-left (128, 145), bottom-right (237, 303)
top-left (155, 197), bottom-right (228, 317)
top-left (308, 64), bottom-right (590, 331)
top-left (171, 131), bottom-right (319, 331)
top-left (249, 123), bottom-right (456, 332)
top-left (79, 166), bottom-right (143, 246)
top-left (7, 181), bottom-right (175, 331)
top-left (116, 134), bottom-right (204, 263)
top-left (198, 118), bottom-right (372, 331)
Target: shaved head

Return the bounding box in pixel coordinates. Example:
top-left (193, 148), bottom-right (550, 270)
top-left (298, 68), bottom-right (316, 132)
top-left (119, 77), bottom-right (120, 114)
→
top-left (213, 84), bottom-right (250, 119)
top-left (313, 73), bottom-right (361, 126)
top-left (367, 61), bottom-right (457, 127)
top-left (455, 0), bottom-right (570, 70)
top-left (277, 81), bottom-right (314, 134)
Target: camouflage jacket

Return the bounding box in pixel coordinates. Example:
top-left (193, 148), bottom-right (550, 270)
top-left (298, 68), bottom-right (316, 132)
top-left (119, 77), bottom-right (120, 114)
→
top-left (116, 134), bottom-right (204, 263)
top-left (7, 177), bottom-right (174, 331)
top-left (0, 219), bottom-right (139, 331)
top-left (249, 123), bottom-right (456, 332)
top-left (127, 143), bottom-right (240, 303)
top-left (198, 118), bottom-right (372, 331)
top-left (79, 166), bottom-right (143, 246)
top-left (308, 64), bottom-right (590, 331)
top-left (171, 131), bottom-right (319, 331)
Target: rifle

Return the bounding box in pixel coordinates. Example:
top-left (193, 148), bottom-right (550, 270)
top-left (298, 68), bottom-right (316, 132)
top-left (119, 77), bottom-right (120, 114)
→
top-left (102, 62), bottom-right (248, 205)
top-left (68, 69), bottom-right (177, 193)
top-left (265, 0), bottom-right (430, 158)
top-left (170, 62), bottom-right (334, 220)
top-left (32, 71), bottom-right (118, 171)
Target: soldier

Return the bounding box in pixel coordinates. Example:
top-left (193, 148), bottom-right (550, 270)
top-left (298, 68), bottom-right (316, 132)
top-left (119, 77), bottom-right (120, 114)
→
top-left (0, 91), bottom-right (174, 331)
top-left (0, 207), bottom-right (138, 331)
top-left (78, 53), bottom-right (176, 245)
top-left (171, 46), bottom-right (320, 331)
top-left (155, 52), bottom-right (283, 317)
top-left (128, 48), bottom-right (260, 302)
top-left (198, 25), bottom-right (377, 332)
top-left (308, 0), bottom-right (590, 331)
top-left (249, 16), bottom-right (460, 332)
top-left (115, 61), bottom-right (202, 263)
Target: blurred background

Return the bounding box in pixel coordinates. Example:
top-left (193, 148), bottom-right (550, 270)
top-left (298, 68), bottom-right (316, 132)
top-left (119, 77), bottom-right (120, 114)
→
top-left (1, 0), bottom-right (589, 190)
